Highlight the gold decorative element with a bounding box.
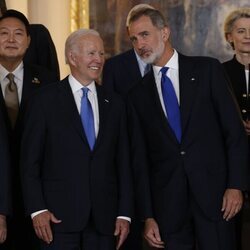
[70,0,89,32]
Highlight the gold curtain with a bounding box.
[70,0,89,32]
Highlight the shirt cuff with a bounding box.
[31,209,48,219]
[117,216,131,223]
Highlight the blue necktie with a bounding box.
[80,88,95,150]
[161,67,182,142]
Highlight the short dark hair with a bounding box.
[126,4,168,30]
[0,9,30,36]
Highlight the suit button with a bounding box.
[180,151,186,155]
[243,94,247,98]
[242,109,247,113]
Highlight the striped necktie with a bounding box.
[5,73,19,128]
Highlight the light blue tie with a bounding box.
[161,67,182,142]
[80,88,95,150]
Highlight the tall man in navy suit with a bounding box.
[20,28,133,250]
[126,4,248,250]
[0,9,58,250]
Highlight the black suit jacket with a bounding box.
[223,56,250,189]
[127,54,248,235]
[102,49,142,98]
[20,77,133,234]
[223,56,249,121]
[0,63,58,216]
[0,108,11,216]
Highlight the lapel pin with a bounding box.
[191,78,195,81]
[104,99,109,103]
[32,77,40,84]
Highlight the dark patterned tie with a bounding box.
[161,67,181,142]
[80,87,95,150]
[5,73,19,128]
[144,64,151,76]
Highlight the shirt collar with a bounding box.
[0,61,24,82]
[153,49,179,76]
[68,74,97,95]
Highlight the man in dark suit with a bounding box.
[103,48,145,98]
[126,4,248,250]
[102,4,155,100]
[20,28,133,250]
[102,6,154,250]
[0,108,11,246]
[0,9,58,250]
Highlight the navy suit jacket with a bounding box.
[0,108,11,216]
[0,63,58,216]
[127,54,248,235]
[20,77,133,234]
[102,49,142,98]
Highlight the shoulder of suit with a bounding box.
[105,49,135,64]
[24,63,59,81]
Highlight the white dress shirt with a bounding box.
[245,69,249,94]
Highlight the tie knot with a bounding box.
[160,67,169,76]
[82,87,89,97]
[7,73,15,82]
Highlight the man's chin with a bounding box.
[142,56,154,64]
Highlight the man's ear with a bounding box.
[162,26,170,41]
[68,52,77,66]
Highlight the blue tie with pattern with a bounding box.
[80,88,95,150]
[160,67,182,142]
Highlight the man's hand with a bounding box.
[144,218,164,248]
[222,188,243,221]
[0,215,7,244]
[32,211,61,244]
[114,218,130,249]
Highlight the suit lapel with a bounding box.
[178,54,198,136]
[58,78,88,145]
[21,65,40,107]
[94,84,109,149]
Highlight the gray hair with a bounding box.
[65,28,100,64]
[126,4,168,29]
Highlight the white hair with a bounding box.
[65,29,100,64]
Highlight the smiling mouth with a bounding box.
[89,66,100,70]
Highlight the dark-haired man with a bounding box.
[127,4,248,250]
[0,9,58,250]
